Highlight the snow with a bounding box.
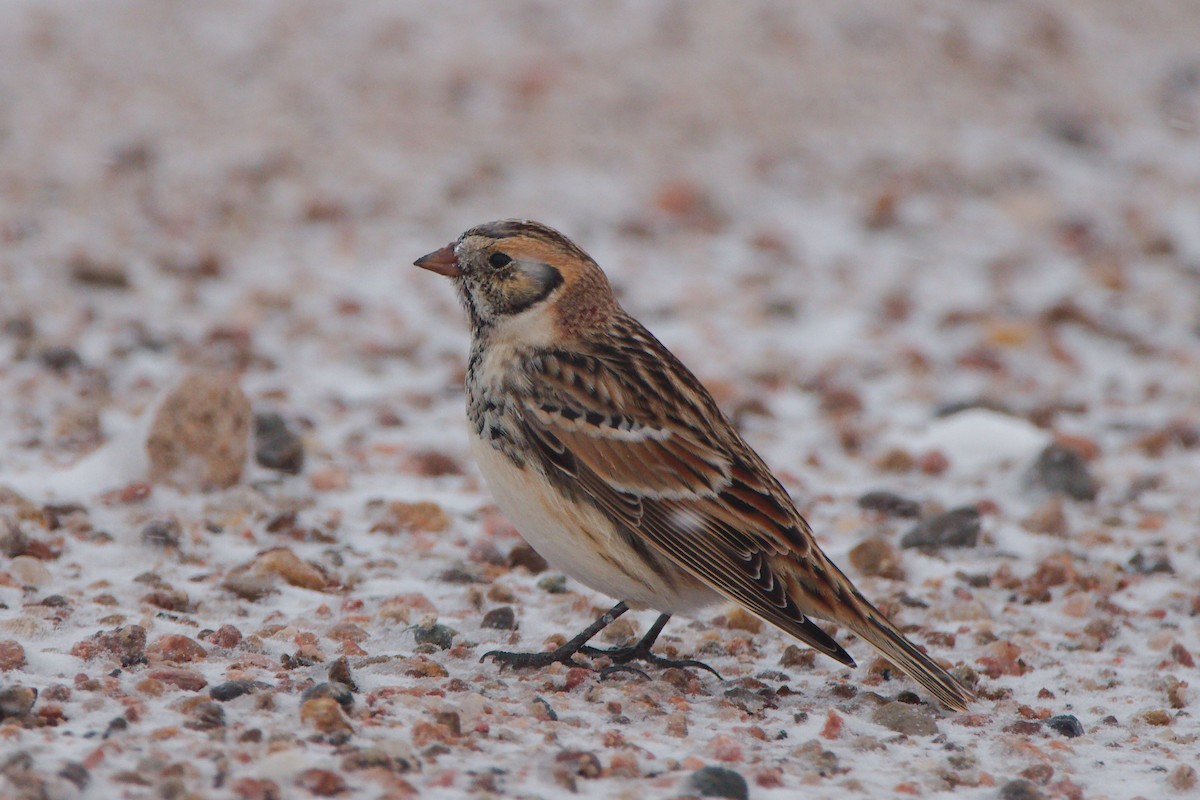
[1,2,1199,799]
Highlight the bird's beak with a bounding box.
[413,244,462,277]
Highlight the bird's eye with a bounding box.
[488,252,512,269]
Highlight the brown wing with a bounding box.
[517,318,855,666]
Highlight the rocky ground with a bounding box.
[1,2,1198,798]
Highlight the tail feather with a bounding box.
[847,608,975,712]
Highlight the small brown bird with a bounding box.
[415,220,973,711]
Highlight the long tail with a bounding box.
[785,551,976,712]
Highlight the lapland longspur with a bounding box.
[415,220,974,711]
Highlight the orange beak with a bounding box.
[413,244,461,277]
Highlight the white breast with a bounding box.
[469,430,718,615]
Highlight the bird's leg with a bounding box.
[581,613,723,680]
[481,601,630,671]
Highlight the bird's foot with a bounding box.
[581,643,724,680]
[480,645,593,672]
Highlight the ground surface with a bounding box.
[0,2,1198,798]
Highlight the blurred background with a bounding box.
[1,5,1199,797]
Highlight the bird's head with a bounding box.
[414,219,617,342]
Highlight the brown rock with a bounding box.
[253,548,329,591]
[300,697,353,734]
[724,607,763,634]
[848,537,905,579]
[145,667,208,692]
[372,501,450,534]
[871,701,939,736]
[207,624,243,649]
[295,769,349,796]
[146,372,252,490]
[1021,498,1068,536]
[71,625,147,667]
[0,640,27,671]
[1170,765,1198,792]
[147,635,207,663]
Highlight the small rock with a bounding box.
[848,537,905,579]
[208,624,243,649]
[302,682,354,710]
[437,563,484,584]
[857,490,921,517]
[147,634,207,663]
[1140,709,1172,726]
[900,507,981,550]
[252,547,329,591]
[1027,443,1097,501]
[779,645,816,669]
[1044,714,1083,738]
[999,778,1046,800]
[140,518,182,548]
[870,701,939,736]
[40,345,83,372]
[295,768,348,797]
[0,641,26,671]
[1170,765,1198,792]
[482,606,517,630]
[210,680,257,702]
[372,501,450,534]
[145,667,207,692]
[1128,550,1174,575]
[58,762,89,791]
[185,701,226,730]
[300,697,353,735]
[1018,764,1054,784]
[1021,498,1068,536]
[254,412,305,474]
[507,543,548,574]
[9,555,51,587]
[328,656,358,691]
[687,765,750,799]
[146,372,252,490]
[71,625,147,667]
[221,573,278,601]
[0,685,37,719]
[412,622,455,650]
[552,750,602,789]
[724,607,763,634]
[538,574,568,594]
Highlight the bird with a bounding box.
[414,219,974,711]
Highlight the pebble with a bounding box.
[999,778,1046,800]
[552,749,602,791]
[9,555,51,587]
[412,622,456,649]
[145,666,208,692]
[302,682,354,710]
[538,574,568,594]
[1027,443,1097,500]
[58,762,89,791]
[0,640,26,671]
[185,701,226,730]
[300,697,353,734]
[253,412,305,474]
[221,573,278,601]
[146,372,253,490]
[71,625,148,667]
[210,680,258,702]
[1044,714,1083,738]
[1021,498,1068,536]
[208,624,243,649]
[0,685,37,719]
[252,548,329,591]
[724,607,763,633]
[870,701,939,736]
[686,765,750,799]
[40,345,83,372]
[848,537,905,579]
[481,606,517,630]
[328,656,358,691]
[373,500,450,534]
[1170,765,1198,791]
[507,543,548,574]
[294,768,349,797]
[140,518,182,548]
[900,507,980,550]
[857,490,921,517]
[147,634,207,663]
